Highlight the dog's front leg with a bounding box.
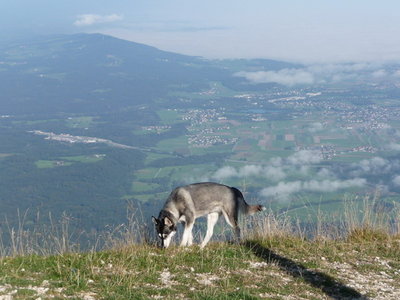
[200,212,219,248]
[180,222,194,246]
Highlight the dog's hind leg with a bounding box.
[200,212,219,248]
[234,226,241,242]
[222,210,241,242]
[187,225,194,246]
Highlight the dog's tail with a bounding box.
[231,187,266,215]
[246,204,266,215]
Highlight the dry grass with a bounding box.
[0,195,399,299]
[1,195,399,257]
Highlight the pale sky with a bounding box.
[1,0,400,63]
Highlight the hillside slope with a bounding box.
[0,34,222,114]
[1,235,399,299]
[0,33,296,115]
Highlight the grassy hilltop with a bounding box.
[0,203,399,300]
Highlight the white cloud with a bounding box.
[287,150,322,165]
[317,168,336,179]
[207,151,400,199]
[387,143,400,151]
[211,150,322,182]
[239,165,264,177]
[270,157,283,167]
[212,166,238,180]
[263,166,287,182]
[303,178,366,193]
[234,69,314,86]
[74,14,123,27]
[260,181,302,199]
[371,69,387,78]
[359,157,388,171]
[234,63,400,86]
[392,175,400,186]
[350,157,393,177]
[211,164,286,182]
[260,178,366,200]
[308,122,324,133]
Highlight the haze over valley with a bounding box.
[1,33,400,237]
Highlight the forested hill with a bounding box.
[0,33,296,114]
[0,33,218,114]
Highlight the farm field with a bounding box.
[122,87,400,220]
[34,155,105,169]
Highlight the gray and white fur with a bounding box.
[152,182,265,248]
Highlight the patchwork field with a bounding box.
[120,100,400,219]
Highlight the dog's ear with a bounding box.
[164,217,173,227]
[152,216,159,224]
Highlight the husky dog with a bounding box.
[152,182,265,248]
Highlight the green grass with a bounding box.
[35,160,73,169]
[157,109,183,124]
[144,153,174,164]
[135,164,215,182]
[61,155,105,163]
[157,136,189,154]
[131,163,216,200]
[135,167,161,180]
[131,181,160,193]
[34,155,104,169]
[319,137,360,148]
[189,144,233,155]
[65,116,97,129]
[13,119,61,126]
[1,235,399,299]
[168,81,236,100]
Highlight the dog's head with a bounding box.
[152,216,176,248]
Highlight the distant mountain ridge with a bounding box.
[0,33,297,115]
[0,33,221,114]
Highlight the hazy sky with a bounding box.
[1,0,400,63]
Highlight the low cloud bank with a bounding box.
[387,143,400,151]
[74,14,123,27]
[287,149,322,165]
[234,63,400,86]
[212,165,286,182]
[260,178,367,200]
[235,69,314,87]
[350,157,400,177]
[200,153,400,201]
[211,150,321,182]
